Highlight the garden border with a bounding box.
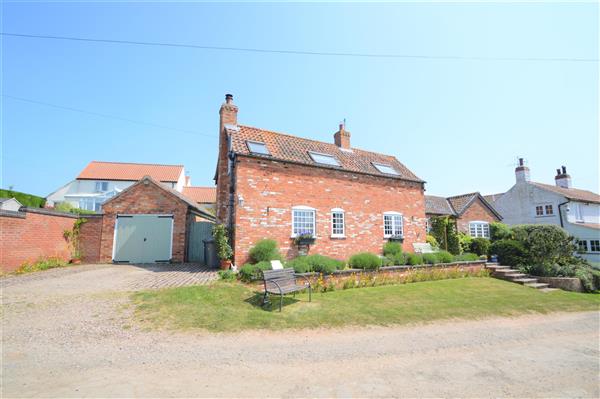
[295,260,486,277]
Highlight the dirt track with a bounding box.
[2,266,599,398]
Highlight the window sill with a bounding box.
[330,235,346,239]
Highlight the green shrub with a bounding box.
[490,239,527,267]
[286,257,311,273]
[383,242,403,256]
[54,202,96,215]
[422,253,439,264]
[436,250,454,263]
[430,216,460,254]
[348,252,382,270]
[238,261,272,282]
[406,253,423,265]
[490,222,513,242]
[511,225,576,267]
[426,234,439,249]
[469,238,490,256]
[212,224,233,261]
[305,254,344,274]
[453,252,479,262]
[217,269,236,281]
[386,252,406,266]
[15,257,67,274]
[248,239,281,263]
[458,232,472,254]
[0,188,45,208]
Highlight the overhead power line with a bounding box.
[2,94,216,138]
[1,32,597,63]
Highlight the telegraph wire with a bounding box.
[2,32,597,63]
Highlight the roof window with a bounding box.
[308,151,340,166]
[246,141,270,155]
[373,163,399,175]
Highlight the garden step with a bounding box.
[524,282,550,289]
[493,269,520,275]
[512,278,539,284]
[486,265,510,271]
[504,273,528,279]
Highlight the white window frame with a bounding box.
[330,208,345,238]
[590,240,600,253]
[469,221,490,238]
[383,211,403,238]
[373,163,399,176]
[308,151,340,166]
[291,205,316,238]
[95,181,109,192]
[574,203,584,222]
[577,240,588,253]
[534,203,554,217]
[246,140,270,155]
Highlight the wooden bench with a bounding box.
[262,268,311,311]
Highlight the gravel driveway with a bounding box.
[2,265,599,398]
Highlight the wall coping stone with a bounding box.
[0,209,26,219]
[22,207,90,219]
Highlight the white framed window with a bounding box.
[577,240,588,253]
[590,240,600,252]
[383,212,403,238]
[95,181,109,192]
[79,198,102,212]
[308,151,340,166]
[291,206,316,237]
[574,203,584,222]
[373,163,399,175]
[469,221,490,238]
[246,140,270,155]
[331,208,345,237]
[535,203,554,217]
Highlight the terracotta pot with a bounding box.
[220,259,232,270]
[70,259,82,265]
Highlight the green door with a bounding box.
[113,214,173,263]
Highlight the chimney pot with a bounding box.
[562,165,567,174]
[519,158,524,166]
[225,94,233,104]
[515,158,530,183]
[556,169,561,176]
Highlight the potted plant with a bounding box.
[294,231,315,246]
[213,224,233,270]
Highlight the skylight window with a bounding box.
[373,163,399,175]
[308,151,340,166]
[246,141,270,155]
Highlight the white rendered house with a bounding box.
[492,160,600,264]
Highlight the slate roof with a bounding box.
[227,125,424,183]
[182,187,216,203]
[77,161,184,183]
[424,195,455,216]
[530,182,600,204]
[483,193,504,204]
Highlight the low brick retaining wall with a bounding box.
[296,260,486,278]
[533,276,584,292]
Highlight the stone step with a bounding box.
[525,282,550,289]
[486,265,510,270]
[493,268,520,275]
[504,273,528,279]
[513,278,539,284]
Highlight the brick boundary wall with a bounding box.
[0,207,79,272]
[79,215,104,263]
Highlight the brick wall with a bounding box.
[0,208,77,272]
[456,198,501,234]
[232,157,426,264]
[79,215,103,263]
[99,179,191,262]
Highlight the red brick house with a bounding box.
[425,192,502,238]
[215,94,427,264]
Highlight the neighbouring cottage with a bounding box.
[46,160,215,213]
[214,94,427,264]
[491,159,600,263]
[425,192,502,238]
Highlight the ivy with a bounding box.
[429,216,460,255]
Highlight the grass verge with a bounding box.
[132,277,599,332]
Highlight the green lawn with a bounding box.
[132,277,599,332]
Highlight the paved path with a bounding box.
[1,266,599,398]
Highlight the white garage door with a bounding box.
[113,214,174,263]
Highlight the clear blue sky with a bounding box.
[2,2,598,198]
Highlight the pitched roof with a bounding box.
[483,193,504,204]
[445,192,503,220]
[102,176,215,220]
[77,161,184,182]
[425,195,456,216]
[227,125,424,183]
[530,182,600,204]
[182,186,216,203]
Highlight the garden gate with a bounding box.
[187,220,214,264]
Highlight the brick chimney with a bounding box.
[515,157,530,183]
[216,94,239,224]
[555,165,572,189]
[334,123,351,149]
